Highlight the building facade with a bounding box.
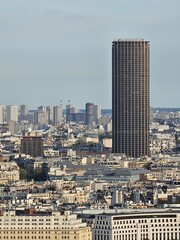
[112,39,150,157]
[86,103,95,125]
[21,137,44,157]
[0,209,92,240]
[93,209,180,240]
[0,104,5,124]
[6,105,19,124]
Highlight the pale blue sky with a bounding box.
[0,0,180,109]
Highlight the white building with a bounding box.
[93,209,180,240]
[0,104,5,124]
[6,105,19,123]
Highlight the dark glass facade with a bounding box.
[112,39,150,157]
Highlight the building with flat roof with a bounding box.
[6,105,19,124]
[21,136,43,157]
[93,208,180,240]
[0,208,92,240]
[112,39,150,157]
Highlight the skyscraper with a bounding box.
[0,105,5,124]
[20,104,28,116]
[53,105,62,125]
[85,102,95,125]
[6,105,19,124]
[112,39,150,158]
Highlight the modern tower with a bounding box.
[0,105,5,124]
[112,39,150,158]
[86,102,95,125]
[6,105,19,124]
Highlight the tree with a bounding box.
[33,167,47,181]
[20,168,28,180]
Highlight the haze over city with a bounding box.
[0,0,180,109]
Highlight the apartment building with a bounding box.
[0,208,92,240]
[0,162,20,183]
[93,209,180,240]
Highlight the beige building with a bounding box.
[0,208,92,240]
[0,162,20,182]
[61,189,88,204]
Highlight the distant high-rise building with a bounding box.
[94,105,101,124]
[0,105,5,124]
[6,105,19,124]
[20,105,28,116]
[66,101,78,122]
[86,103,95,125]
[46,106,54,125]
[34,106,48,125]
[53,105,62,125]
[112,39,150,157]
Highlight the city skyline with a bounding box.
[0,0,180,109]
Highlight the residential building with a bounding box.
[0,162,20,183]
[86,103,95,125]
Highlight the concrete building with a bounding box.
[94,105,101,124]
[0,104,5,124]
[46,105,54,125]
[86,103,95,125]
[8,120,19,134]
[93,209,180,240]
[6,105,19,124]
[112,39,150,158]
[20,104,28,116]
[0,209,92,240]
[0,162,20,183]
[34,106,48,125]
[21,136,44,157]
[53,105,62,125]
[66,101,78,122]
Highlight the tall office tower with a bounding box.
[53,105,62,125]
[20,104,28,116]
[34,106,48,125]
[112,39,150,158]
[19,104,28,121]
[66,101,78,122]
[94,104,101,123]
[46,106,54,124]
[0,105,5,124]
[6,105,19,124]
[86,102,95,125]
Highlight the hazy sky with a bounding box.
[0,0,180,109]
